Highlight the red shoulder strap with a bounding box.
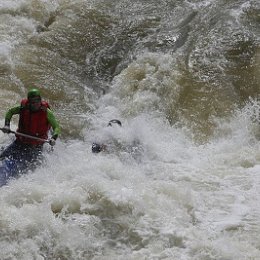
[41,101,50,109]
[21,99,29,107]
[20,99,50,109]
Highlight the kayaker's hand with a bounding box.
[49,138,56,146]
[1,125,10,134]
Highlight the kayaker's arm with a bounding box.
[4,106,21,126]
[47,108,61,140]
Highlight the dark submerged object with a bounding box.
[92,143,102,153]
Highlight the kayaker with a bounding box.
[92,119,122,153]
[0,88,61,164]
[91,119,143,160]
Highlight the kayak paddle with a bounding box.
[0,128,51,144]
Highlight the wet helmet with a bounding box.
[27,88,41,99]
[107,119,122,127]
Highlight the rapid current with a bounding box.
[0,0,259,259]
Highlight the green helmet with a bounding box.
[27,88,41,99]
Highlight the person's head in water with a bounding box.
[27,88,42,112]
[107,119,122,127]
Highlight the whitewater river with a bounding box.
[0,0,259,259]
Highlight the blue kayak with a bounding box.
[0,157,21,186]
[0,140,43,187]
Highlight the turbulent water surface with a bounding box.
[0,0,260,259]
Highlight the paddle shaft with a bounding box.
[0,128,50,144]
